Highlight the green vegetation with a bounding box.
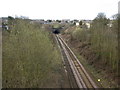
[68,13,118,76]
[3,19,62,88]
[71,26,90,42]
[90,13,118,72]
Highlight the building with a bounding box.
[61,19,70,23]
[75,22,79,26]
[82,20,92,29]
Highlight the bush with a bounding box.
[71,27,90,42]
[90,14,118,72]
[69,13,118,74]
[3,19,62,88]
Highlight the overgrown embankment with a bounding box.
[3,19,63,88]
[62,13,119,88]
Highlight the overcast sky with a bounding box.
[0,0,119,20]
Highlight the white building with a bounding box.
[76,22,79,26]
[86,23,91,29]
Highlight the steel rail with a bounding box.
[56,35,98,89]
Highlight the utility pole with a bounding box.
[118,1,120,88]
[0,17,2,90]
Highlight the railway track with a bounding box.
[55,34,98,89]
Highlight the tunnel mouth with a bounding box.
[53,30,60,34]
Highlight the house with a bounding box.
[75,22,79,26]
[85,23,91,29]
[61,19,70,23]
[82,20,92,29]
[2,17,9,30]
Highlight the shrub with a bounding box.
[90,14,118,72]
[69,13,118,74]
[3,19,62,88]
[71,27,90,42]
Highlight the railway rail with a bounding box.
[55,34,98,89]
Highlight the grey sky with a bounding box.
[0,0,119,20]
